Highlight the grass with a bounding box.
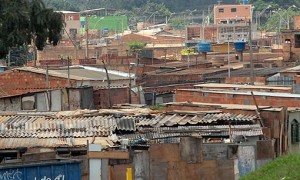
[241,153,300,180]
[80,16,128,32]
[150,104,163,110]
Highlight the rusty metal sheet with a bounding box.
[262,127,271,139]
[257,140,274,160]
[167,161,201,180]
[150,161,168,180]
[273,119,280,138]
[149,143,180,162]
[179,137,202,163]
[112,164,132,180]
[217,160,235,180]
[199,160,218,179]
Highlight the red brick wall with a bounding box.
[142,74,203,87]
[0,70,76,95]
[214,4,252,24]
[294,16,300,30]
[120,34,152,43]
[225,77,266,84]
[294,76,300,84]
[175,89,300,107]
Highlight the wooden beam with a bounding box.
[88,151,129,159]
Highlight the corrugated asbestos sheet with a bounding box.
[0,137,114,149]
[137,113,257,127]
[121,124,263,142]
[0,115,145,138]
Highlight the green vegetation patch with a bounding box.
[241,154,300,180]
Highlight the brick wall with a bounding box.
[37,46,101,63]
[225,77,266,84]
[214,4,252,24]
[175,89,300,107]
[0,70,76,95]
[142,74,203,87]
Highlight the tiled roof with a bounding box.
[137,113,257,127]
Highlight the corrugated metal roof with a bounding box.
[52,68,128,81]
[14,67,94,81]
[194,83,292,91]
[178,89,300,98]
[137,113,257,127]
[13,66,129,81]
[206,68,283,79]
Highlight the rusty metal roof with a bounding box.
[137,113,257,127]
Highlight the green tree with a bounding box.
[126,41,145,52]
[0,0,65,59]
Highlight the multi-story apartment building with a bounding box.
[59,11,81,41]
[213,2,254,43]
[186,1,256,45]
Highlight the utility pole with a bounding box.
[227,37,230,78]
[67,56,70,88]
[126,50,132,104]
[46,64,49,88]
[164,48,167,65]
[85,14,89,59]
[249,20,254,85]
[102,60,112,108]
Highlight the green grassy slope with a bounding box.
[241,154,300,180]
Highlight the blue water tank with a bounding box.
[243,0,248,4]
[196,42,211,52]
[234,42,246,51]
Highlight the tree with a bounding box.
[126,41,145,52]
[0,0,65,60]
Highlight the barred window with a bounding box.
[291,119,299,144]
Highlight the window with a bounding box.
[219,8,224,13]
[231,8,237,12]
[291,119,299,144]
[294,34,300,48]
[69,28,77,35]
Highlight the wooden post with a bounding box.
[251,91,264,127]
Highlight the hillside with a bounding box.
[241,154,300,180]
[43,0,300,12]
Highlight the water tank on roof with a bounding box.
[234,42,246,51]
[196,42,211,52]
[243,0,248,4]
